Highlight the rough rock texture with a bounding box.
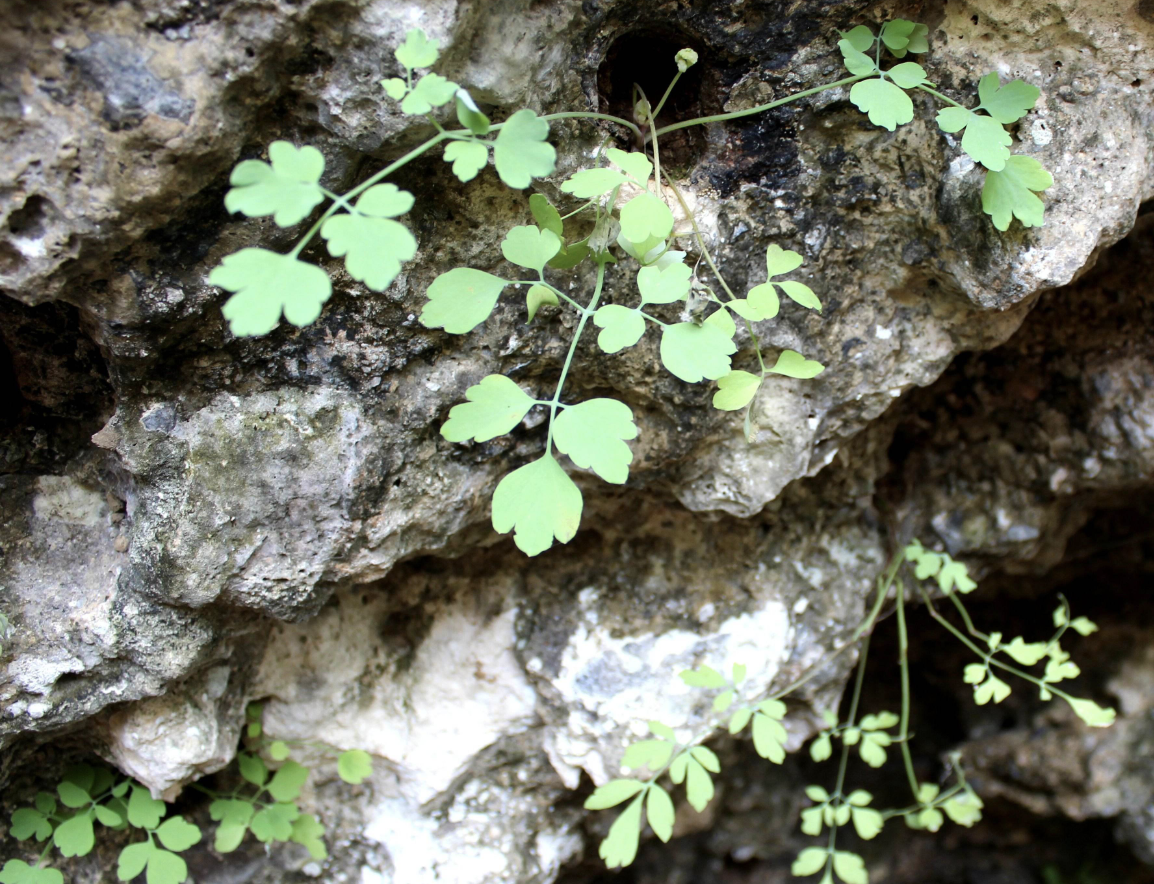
[3,0,1154,882]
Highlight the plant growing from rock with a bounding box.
[585,543,1114,880]
[208,18,1053,556]
[1,705,373,884]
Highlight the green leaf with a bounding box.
[792,847,829,877]
[606,149,653,184]
[381,77,407,100]
[155,817,201,852]
[963,663,986,685]
[779,280,822,312]
[127,787,166,830]
[237,754,268,788]
[224,142,325,227]
[337,749,373,785]
[860,711,899,730]
[599,795,643,869]
[619,193,674,243]
[881,19,916,51]
[637,263,691,305]
[11,808,52,842]
[691,747,721,773]
[685,758,714,812]
[290,813,327,860]
[560,168,626,199]
[246,722,261,739]
[914,550,943,579]
[936,106,972,134]
[955,111,1012,171]
[973,674,1012,705]
[850,78,914,131]
[548,239,590,270]
[1071,616,1098,636]
[851,807,884,840]
[937,558,977,593]
[213,822,248,854]
[54,810,95,857]
[832,850,868,884]
[491,454,583,556]
[732,663,747,684]
[443,141,489,183]
[834,804,851,826]
[977,72,1040,124]
[769,350,824,379]
[400,72,458,115]
[35,793,58,814]
[144,849,187,884]
[1,861,63,884]
[1003,637,1048,666]
[646,785,675,842]
[250,803,299,843]
[553,398,638,484]
[847,790,873,807]
[728,707,753,734]
[62,766,95,793]
[905,23,930,54]
[943,791,984,827]
[493,109,556,189]
[752,713,786,763]
[117,843,154,882]
[95,804,125,827]
[843,727,861,745]
[809,732,832,762]
[660,322,737,383]
[586,779,646,810]
[743,285,780,319]
[526,283,559,321]
[268,741,290,761]
[758,698,787,719]
[211,249,332,337]
[502,225,562,272]
[842,25,875,52]
[859,732,890,768]
[982,155,1053,231]
[622,739,673,772]
[838,39,876,77]
[529,195,564,238]
[679,666,727,688]
[320,193,418,292]
[675,48,699,72]
[916,807,944,832]
[669,752,690,785]
[887,62,928,89]
[420,268,509,334]
[1068,698,1116,728]
[704,305,737,338]
[455,89,491,135]
[807,786,830,804]
[395,29,439,70]
[209,799,255,827]
[801,806,824,836]
[713,369,762,411]
[593,305,646,353]
[649,721,676,740]
[267,761,309,802]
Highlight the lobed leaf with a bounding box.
[752,713,786,763]
[850,78,914,131]
[973,673,1012,705]
[1068,698,1116,728]
[400,72,458,115]
[443,141,489,183]
[290,813,328,860]
[267,761,309,803]
[250,803,299,843]
[155,817,201,852]
[606,149,653,184]
[943,791,984,827]
[769,350,825,379]
[54,810,95,857]
[1,861,64,884]
[619,193,674,244]
[395,29,439,70]
[420,268,509,334]
[679,665,727,688]
[143,848,188,884]
[982,155,1053,231]
[502,225,562,273]
[621,739,674,772]
[832,850,869,884]
[560,168,626,199]
[224,142,325,227]
[977,72,1040,124]
[937,557,977,593]
[320,193,418,291]
[713,370,761,412]
[211,249,333,337]
[493,110,556,189]
[599,796,643,869]
[660,322,737,383]
[744,284,780,319]
[117,843,153,882]
[553,398,639,485]
[792,847,829,877]
[10,808,52,842]
[637,263,691,305]
[338,749,373,785]
[851,807,884,840]
[491,454,583,556]
[1003,637,1047,666]
[593,305,646,353]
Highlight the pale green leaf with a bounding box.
[290,813,327,860]
[649,721,676,740]
[400,72,458,115]
[455,89,491,135]
[669,752,689,785]
[1068,698,1116,728]
[620,193,674,244]
[792,847,829,877]
[529,194,563,237]
[1,860,64,884]
[599,796,643,869]
[57,782,90,809]
[525,284,557,321]
[691,746,721,773]
[847,790,873,807]
[801,806,824,836]
[336,749,373,785]
[842,25,875,52]
[745,283,780,319]
[963,663,986,684]
[973,674,1012,705]
[982,155,1053,231]
[728,707,753,734]
[211,249,332,336]
[54,811,95,857]
[758,698,787,719]
[224,141,325,227]
[127,786,166,830]
[843,727,861,745]
[860,711,899,730]
[606,149,653,184]
[917,807,944,832]
[395,29,438,70]
[685,758,714,811]
[961,112,1012,171]
[381,78,407,100]
[491,454,582,555]
[809,732,832,762]
[834,804,851,826]
[805,785,830,802]
[443,141,489,183]
[637,262,691,305]
[765,243,803,277]
[236,754,268,789]
[268,741,290,761]
[851,807,884,840]
[832,850,869,884]
[914,551,943,579]
[320,198,418,291]
[493,109,556,189]
[622,739,673,772]
[675,48,699,72]
[553,398,638,484]
[943,791,984,827]
[769,349,824,379]
[880,19,916,51]
[732,663,747,684]
[502,225,561,272]
[713,370,761,412]
[859,733,890,768]
[838,39,876,77]
[1071,616,1098,636]
[1003,637,1048,666]
[729,295,770,321]
[560,168,626,199]
[938,558,977,593]
[917,783,940,804]
[213,821,246,853]
[420,268,509,334]
[250,803,299,843]
[144,849,187,884]
[703,305,737,338]
[209,799,255,827]
[779,280,821,311]
[660,322,737,383]
[679,665,727,688]
[936,106,972,134]
[977,72,1040,124]
[887,62,927,89]
[752,713,786,763]
[267,761,309,802]
[155,817,201,852]
[11,808,52,842]
[646,785,675,842]
[117,843,153,882]
[593,304,646,353]
[850,78,914,130]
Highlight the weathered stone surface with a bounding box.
[2,0,1154,882]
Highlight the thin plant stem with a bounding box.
[917,84,967,109]
[546,258,609,451]
[895,579,921,798]
[651,70,684,119]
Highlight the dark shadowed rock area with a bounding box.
[2,0,1154,882]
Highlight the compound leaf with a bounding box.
[420,268,509,334]
[982,155,1053,231]
[560,168,626,199]
[267,761,309,803]
[977,72,1040,124]
[713,370,761,412]
[769,350,825,379]
[685,758,714,812]
[850,78,914,131]
[117,843,153,882]
[54,810,95,857]
[493,109,556,189]
[646,786,675,842]
[224,141,325,227]
[1003,637,1048,666]
[553,398,638,484]
[585,779,646,810]
[211,249,332,337]
[491,454,583,556]
[660,322,737,383]
[155,817,201,852]
[937,558,977,593]
[338,749,374,785]
[290,813,328,860]
[400,72,458,115]
[792,847,829,877]
[395,29,439,70]
[599,796,643,869]
[593,305,646,353]
[501,225,562,272]
[619,193,674,243]
[320,203,418,292]
[974,674,1012,705]
[637,263,691,305]
[443,141,489,183]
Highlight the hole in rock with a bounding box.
[597,28,707,171]
[7,195,50,239]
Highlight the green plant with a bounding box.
[208,19,1053,556]
[0,610,10,656]
[582,542,1114,879]
[1,705,373,884]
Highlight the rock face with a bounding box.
[2,0,1154,882]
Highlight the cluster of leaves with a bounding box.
[836,20,1052,230]
[2,706,374,884]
